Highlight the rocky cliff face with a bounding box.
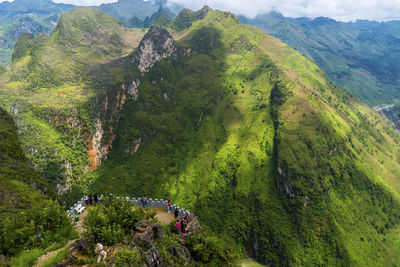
[134,26,175,73]
[88,27,176,168]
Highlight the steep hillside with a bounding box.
[0,0,76,66]
[87,9,400,265]
[240,13,400,106]
[0,107,74,259]
[2,6,400,265]
[0,8,145,191]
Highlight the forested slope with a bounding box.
[1,6,400,265]
[88,9,400,265]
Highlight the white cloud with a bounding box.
[0,0,118,6]
[1,0,400,21]
[52,0,117,6]
[167,0,400,21]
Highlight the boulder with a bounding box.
[144,247,164,267]
[54,255,78,267]
[0,254,7,263]
[69,238,88,253]
[187,217,201,235]
[131,222,164,247]
[134,220,148,232]
[169,244,191,264]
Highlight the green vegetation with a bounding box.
[0,107,77,258]
[83,198,238,266]
[10,242,66,267]
[84,198,157,248]
[41,246,69,267]
[0,65,6,76]
[86,9,400,265]
[2,6,400,265]
[0,7,145,188]
[240,13,400,106]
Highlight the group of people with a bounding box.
[84,193,103,205]
[89,194,193,263]
[175,213,190,234]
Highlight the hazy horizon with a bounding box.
[0,0,400,22]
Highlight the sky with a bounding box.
[1,0,400,21]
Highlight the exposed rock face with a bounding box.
[187,217,201,235]
[144,247,164,267]
[134,26,175,73]
[131,221,163,247]
[128,79,140,100]
[134,220,148,232]
[70,238,88,253]
[0,254,7,263]
[169,244,191,264]
[10,103,18,115]
[88,118,106,169]
[281,181,297,199]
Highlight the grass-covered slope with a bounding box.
[240,13,400,106]
[89,10,400,265]
[0,107,75,257]
[0,7,145,188]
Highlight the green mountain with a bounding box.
[0,107,74,258]
[0,0,76,66]
[0,7,145,192]
[239,12,400,106]
[2,6,400,266]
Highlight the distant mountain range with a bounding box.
[1,0,400,106]
[0,0,76,65]
[240,12,400,105]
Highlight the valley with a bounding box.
[1,2,400,266]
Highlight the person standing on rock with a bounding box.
[89,194,93,205]
[168,200,171,213]
[94,193,98,204]
[85,195,89,205]
[96,241,107,263]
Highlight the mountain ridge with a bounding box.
[1,6,400,265]
[240,12,400,105]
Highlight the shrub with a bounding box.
[0,200,76,256]
[113,248,143,267]
[83,198,156,248]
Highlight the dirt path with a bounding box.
[33,206,174,267]
[33,247,64,267]
[74,209,89,235]
[150,207,175,225]
[33,240,75,267]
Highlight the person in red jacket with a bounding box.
[167,200,171,213]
